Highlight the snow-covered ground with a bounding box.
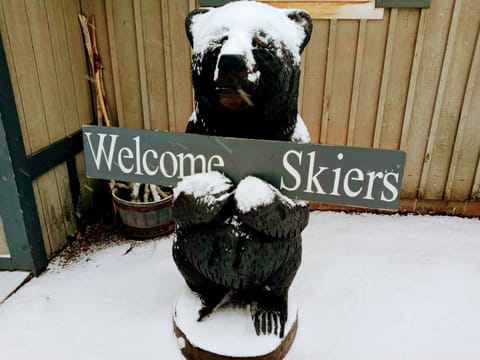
[0,211,479,360]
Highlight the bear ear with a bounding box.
[185,8,211,48]
[285,10,313,54]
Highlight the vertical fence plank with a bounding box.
[160,0,176,131]
[473,158,480,200]
[380,8,419,150]
[417,0,461,198]
[26,0,66,142]
[0,0,31,155]
[320,19,336,144]
[354,11,389,148]
[1,0,49,153]
[141,0,169,130]
[420,0,479,200]
[373,8,396,148]
[133,0,150,129]
[169,1,193,131]
[401,0,454,198]
[347,19,366,146]
[445,27,480,200]
[400,8,429,151]
[105,0,125,127]
[63,0,93,127]
[301,19,329,144]
[327,19,357,145]
[45,0,80,134]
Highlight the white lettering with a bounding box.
[118,147,134,173]
[178,153,207,178]
[142,149,159,176]
[159,151,178,178]
[305,151,327,194]
[344,168,364,198]
[84,132,118,171]
[381,172,399,202]
[331,168,342,196]
[280,150,303,191]
[207,155,225,171]
[364,171,384,200]
[133,136,143,175]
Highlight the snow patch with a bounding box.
[173,286,297,357]
[190,1,306,64]
[235,176,295,213]
[292,114,311,143]
[173,171,232,205]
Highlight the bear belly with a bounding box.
[176,217,292,290]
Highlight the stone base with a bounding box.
[173,287,298,360]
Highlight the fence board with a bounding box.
[374,8,397,148]
[1,0,49,154]
[45,0,80,134]
[422,0,480,200]
[168,0,194,131]
[400,0,454,198]
[418,0,461,199]
[446,28,480,200]
[26,0,67,143]
[141,0,170,131]
[379,8,419,150]
[320,19,336,144]
[353,10,389,148]
[63,0,93,127]
[347,19,366,146]
[400,8,429,151]
[300,19,329,143]
[327,20,357,145]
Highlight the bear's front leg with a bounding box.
[251,240,302,338]
[173,171,234,227]
[234,176,309,239]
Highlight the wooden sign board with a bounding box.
[83,126,406,210]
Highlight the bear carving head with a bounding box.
[185,1,312,141]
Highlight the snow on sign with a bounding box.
[83,125,406,210]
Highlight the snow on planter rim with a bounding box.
[190,1,307,63]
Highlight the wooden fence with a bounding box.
[0,0,479,269]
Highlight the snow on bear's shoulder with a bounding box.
[190,1,306,62]
[291,114,311,143]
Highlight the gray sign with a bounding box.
[83,126,406,210]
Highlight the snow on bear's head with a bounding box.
[186,1,312,111]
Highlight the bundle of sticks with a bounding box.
[79,14,168,204]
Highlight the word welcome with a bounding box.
[83,126,406,210]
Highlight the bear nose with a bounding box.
[217,54,247,74]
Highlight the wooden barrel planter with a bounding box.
[111,186,175,239]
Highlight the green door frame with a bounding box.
[0,30,87,275]
[0,35,48,274]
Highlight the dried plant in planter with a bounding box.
[110,181,172,203]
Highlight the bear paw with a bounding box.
[173,171,234,227]
[234,176,309,238]
[251,302,287,338]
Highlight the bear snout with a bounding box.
[215,54,256,109]
[217,54,247,75]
